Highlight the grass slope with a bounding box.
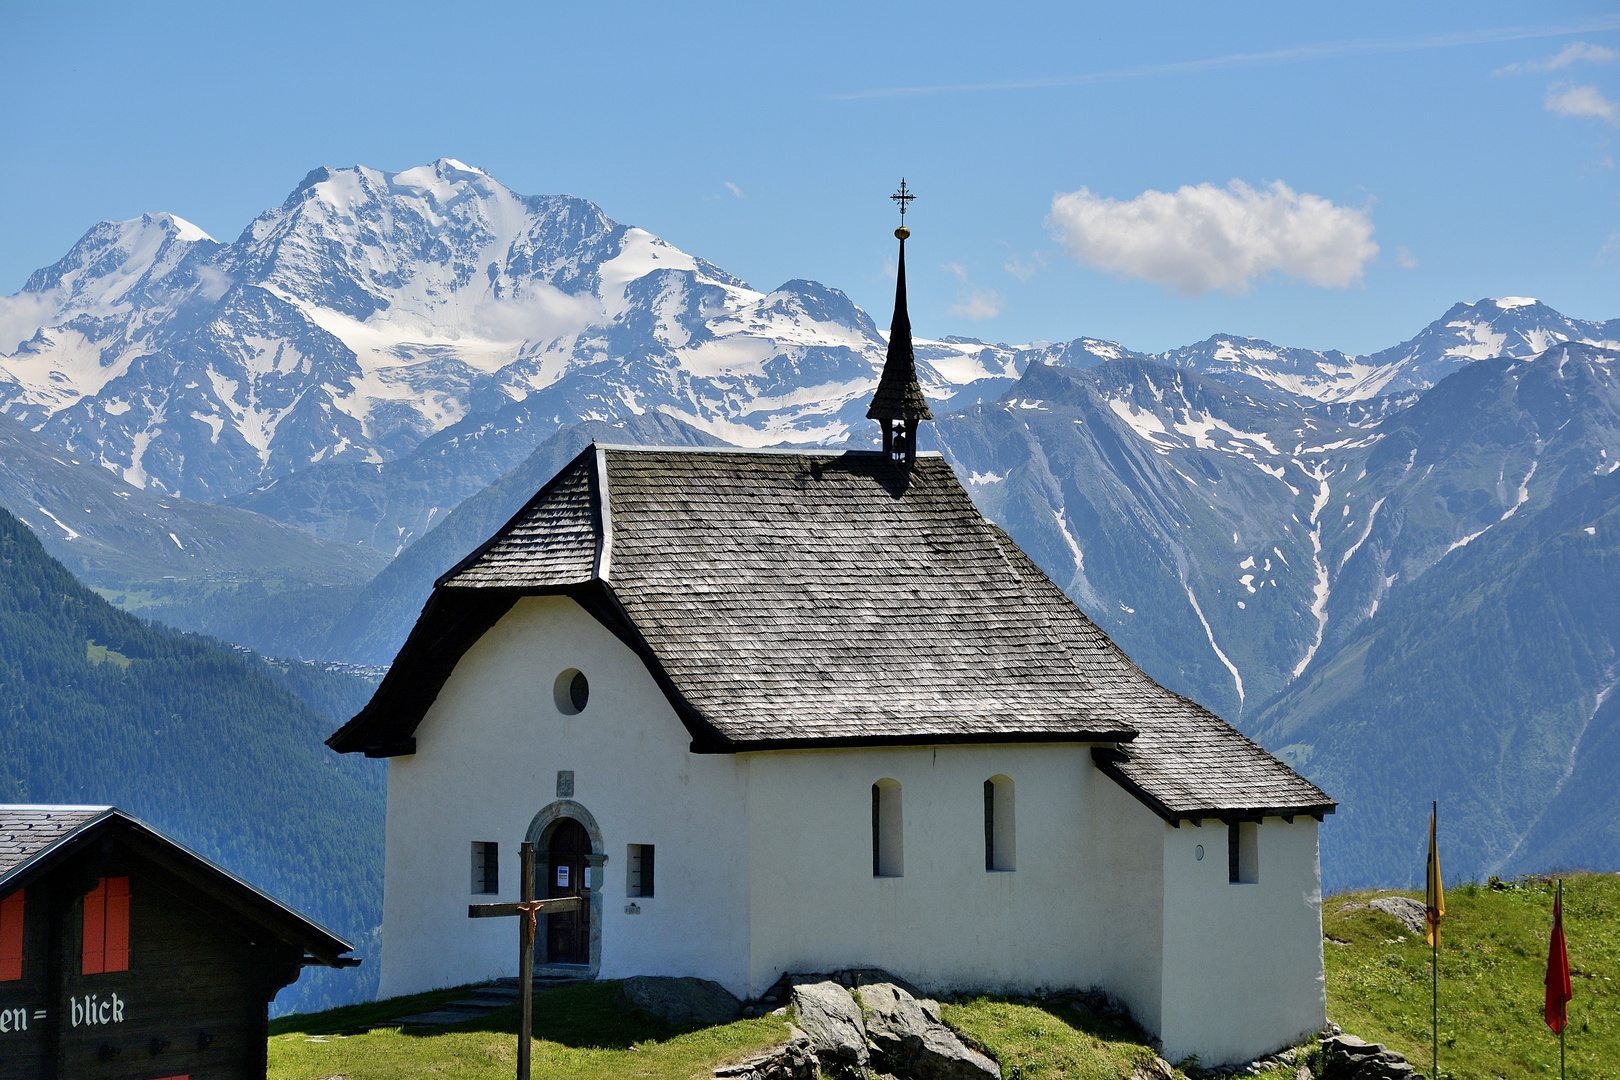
[1324,872,1619,1079]
[268,981,792,1080]
[267,980,1261,1080]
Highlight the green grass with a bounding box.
[268,980,1289,1080]
[941,996,1184,1079]
[269,876,1620,1080]
[267,980,790,1080]
[1323,871,1620,1079]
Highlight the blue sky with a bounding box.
[2,1,1617,354]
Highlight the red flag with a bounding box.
[1545,880,1572,1034]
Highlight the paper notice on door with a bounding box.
[556,866,570,888]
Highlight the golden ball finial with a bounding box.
[895,226,911,240]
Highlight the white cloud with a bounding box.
[942,261,968,281]
[0,292,62,354]
[1546,83,1620,124]
[1048,179,1378,297]
[725,181,745,199]
[1395,246,1419,269]
[1601,232,1620,263]
[1495,41,1619,74]
[948,287,1002,320]
[1003,252,1048,281]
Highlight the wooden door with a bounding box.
[545,819,590,965]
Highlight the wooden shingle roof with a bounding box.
[330,445,1333,819]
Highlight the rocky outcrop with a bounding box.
[764,971,999,1080]
[715,1027,819,1080]
[860,980,1001,1080]
[1367,897,1429,937]
[788,978,871,1069]
[623,975,742,1026]
[1318,1034,1422,1080]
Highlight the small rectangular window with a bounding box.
[81,877,130,975]
[1228,822,1258,884]
[627,844,655,897]
[471,841,499,895]
[0,889,24,981]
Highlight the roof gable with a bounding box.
[0,806,355,965]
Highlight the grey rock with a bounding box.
[1319,1033,1421,1080]
[1128,1056,1175,1080]
[788,977,869,1066]
[623,975,741,1026]
[1368,896,1429,937]
[714,1032,817,1079]
[859,981,1000,1080]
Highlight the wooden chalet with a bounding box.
[0,806,356,1080]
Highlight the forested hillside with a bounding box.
[0,505,383,1013]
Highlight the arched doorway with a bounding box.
[546,818,591,964]
[525,800,606,976]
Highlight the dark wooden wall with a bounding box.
[0,845,305,1080]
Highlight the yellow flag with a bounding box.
[1425,802,1444,947]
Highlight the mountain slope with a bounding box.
[934,343,1620,726]
[0,504,383,1009]
[0,408,388,656]
[1248,465,1620,886]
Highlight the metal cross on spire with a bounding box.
[891,178,915,226]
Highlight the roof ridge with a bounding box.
[594,443,945,458]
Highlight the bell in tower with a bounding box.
[867,179,933,465]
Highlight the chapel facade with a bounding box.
[330,222,1336,1066]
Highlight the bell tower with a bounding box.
[867,179,933,465]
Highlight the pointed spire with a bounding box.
[867,232,933,425]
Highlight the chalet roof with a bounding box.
[0,806,356,966]
[330,445,1333,820]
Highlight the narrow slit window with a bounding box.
[471,841,499,895]
[81,877,130,975]
[627,844,655,897]
[0,889,23,981]
[984,775,1015,871]
[1228,822,1258,884]
[872,779,903,877]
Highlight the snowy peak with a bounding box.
[1361,297,1620,396]
[18,212,217,320]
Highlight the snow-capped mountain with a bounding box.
[3,157,1617,513]
[1154,299,1620,404]
[0,160,1018,500]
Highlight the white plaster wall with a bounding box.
[379,595,752,998]
[1089,774,1165,1033]
[1157,818,1326,1066]
[742,744,1131,1001]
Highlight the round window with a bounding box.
[554,669,589,715]
[1195,844,1205,861]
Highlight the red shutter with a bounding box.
[0,889,23,981]
[81,879,106,975]
[103,877,130,972]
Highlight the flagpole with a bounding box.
[1431,800,1438,1080]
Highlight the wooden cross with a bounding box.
[469,841,584,1080]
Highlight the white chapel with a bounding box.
[329,221,1337,1066]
